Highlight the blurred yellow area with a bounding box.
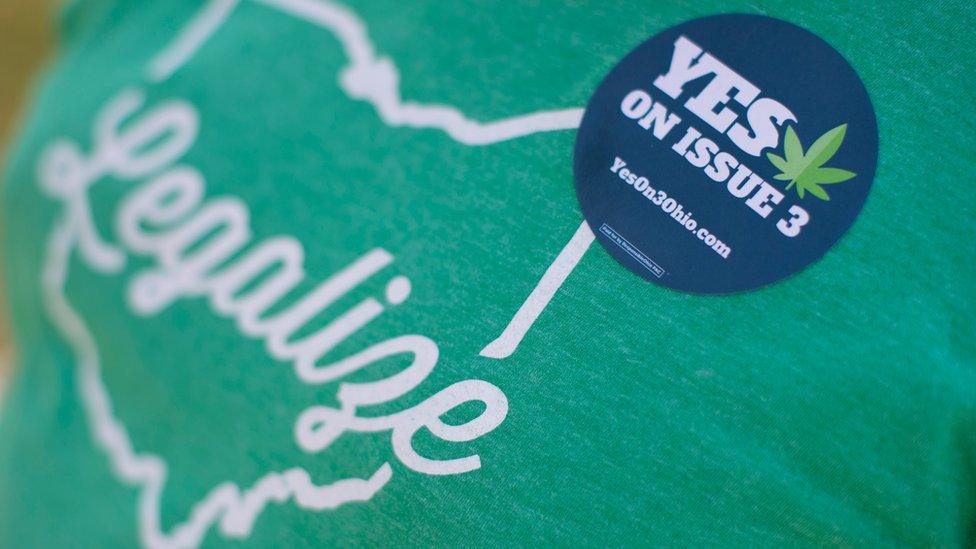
[0,0,53,383]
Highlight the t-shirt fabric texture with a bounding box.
[0,0,974,547]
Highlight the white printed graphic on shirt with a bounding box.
[37,1,593,547]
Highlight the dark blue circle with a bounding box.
[574,14,877,294]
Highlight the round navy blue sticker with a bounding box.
[574,14,877,294]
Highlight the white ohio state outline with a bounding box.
[39,1,594,547]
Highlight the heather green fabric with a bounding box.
[1,0,974,547]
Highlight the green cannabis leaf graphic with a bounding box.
[766,124,856,201]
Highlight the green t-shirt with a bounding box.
[1,0,974,546]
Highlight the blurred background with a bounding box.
[0,0,54,385]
